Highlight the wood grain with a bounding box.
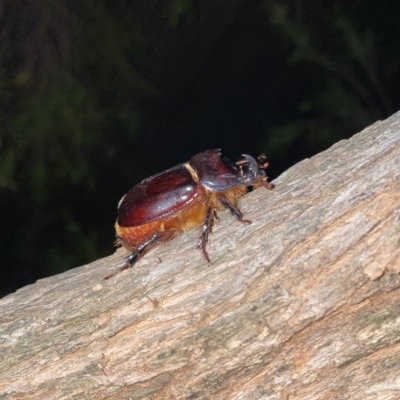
[1,112,400,399]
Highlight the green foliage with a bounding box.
[0,0,155,284]
[263,0,398,159]
[1,0,399,295]
[2,82,99,195]
[164,0,197,27]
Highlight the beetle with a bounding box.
[105,149,274,279]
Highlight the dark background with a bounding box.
[1,0,399,297]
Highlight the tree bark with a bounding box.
[1,112,400,400]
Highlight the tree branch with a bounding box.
[1,112,400,399]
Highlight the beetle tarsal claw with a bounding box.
[196,237,211,262]
[263,181,275,190]
[104,262,131,280]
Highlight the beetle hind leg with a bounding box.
[105,230,178,280]
[218,195,251,224]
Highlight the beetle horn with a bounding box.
[241,154,261,175]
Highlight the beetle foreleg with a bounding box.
[218,195,251,224]
[197,206,216,263]
[261,180,275,190]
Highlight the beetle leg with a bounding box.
[213,209,219,222]
[262,181,275,190]
[105,230,177,280]
[197,206,216,263]
[218,195,252,224]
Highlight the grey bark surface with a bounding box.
[1,112,400,400]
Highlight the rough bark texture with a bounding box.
[1,112,400,400]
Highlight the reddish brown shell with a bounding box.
[189,149,241,192]
[117,165,200,227]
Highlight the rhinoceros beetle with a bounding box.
[105,149,274,279]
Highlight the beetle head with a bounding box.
[236,154,269,186]
[189,149,273,192]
